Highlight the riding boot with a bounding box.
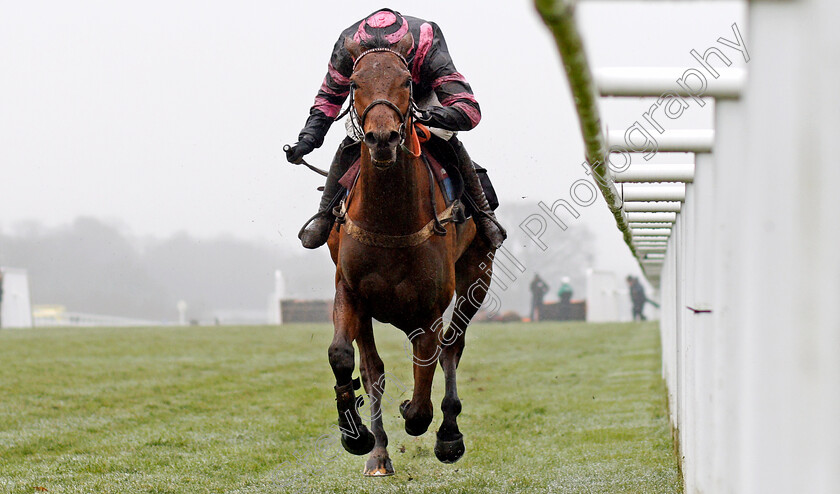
[299,138,356,249]
[449,137,507,249]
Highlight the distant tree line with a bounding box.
[0,208,595,321]
[0,217,334,321]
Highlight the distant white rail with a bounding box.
[623,201,682,213]
[627,212,676,223]
[628,222,672,228]
[632,228,673,236]
[34,311,162,328]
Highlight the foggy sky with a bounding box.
[1,1,744,288]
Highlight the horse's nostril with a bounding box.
[365,130,399,149]
[388,131,401,146]
[364,132,378,148]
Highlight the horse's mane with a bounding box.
[362,32,390,51]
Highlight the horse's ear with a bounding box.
[393,31,414,59]
[344,36,363,60]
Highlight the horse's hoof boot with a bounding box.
[434,433,465,464]
[340,425,376,456]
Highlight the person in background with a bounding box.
[627,275,647,321]
[557,276,573,304]
[557,276,573,319]
[529,274,549,322]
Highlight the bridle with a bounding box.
[335,47,419,146]
[329,48,461,247]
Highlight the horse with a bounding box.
[323,31,496,477]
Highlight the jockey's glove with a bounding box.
[285,135,316,163]
[415,109,435,125]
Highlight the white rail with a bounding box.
[534,0,639,260]
[621,183,686,202]
[33,311,162,328]
[594,67,747,98]
[626,212,676,222]
[623,201,682,212]
[632,228,673,236]
[608,129,715,153]
[613,163,695,183]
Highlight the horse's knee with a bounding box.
[440,342,464,364]
[328,341,354,379]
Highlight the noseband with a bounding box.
[336,47,416,145]
[360,98,408,143]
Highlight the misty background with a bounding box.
[0,210,593,322]
[0,1,743,322]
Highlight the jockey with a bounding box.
[286,8,507,249]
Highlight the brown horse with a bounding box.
[324,32,496,476]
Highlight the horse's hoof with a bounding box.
[363,454,395,477]
[340,425,376,456]
[400,400,431,436]
[434,433,465,464]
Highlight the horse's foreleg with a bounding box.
[400,325,440,437]
[330,280,375,456]
[356,321,394,476]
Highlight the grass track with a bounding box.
[0,322,681,493]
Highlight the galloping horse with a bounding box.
[325,32,496,476]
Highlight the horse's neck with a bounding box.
[352,152,431,235]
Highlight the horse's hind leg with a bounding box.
[329,280,375,456]
[435,242,494,463]
[356,322,394,476]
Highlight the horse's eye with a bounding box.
[350,81,358,90]
[404,80,411,88]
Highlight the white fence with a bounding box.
[538,0,840,492]
[0,268,33,328]
[33,309,161,328]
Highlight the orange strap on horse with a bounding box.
[403,121,431,158]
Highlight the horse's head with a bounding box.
[345,33,415,169]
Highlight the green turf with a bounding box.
[0,321,681,493]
